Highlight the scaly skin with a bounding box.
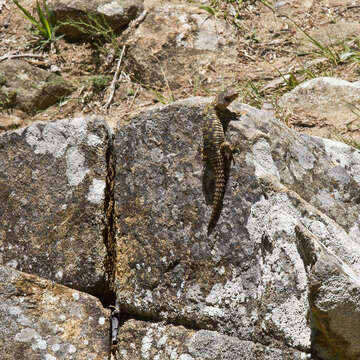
[203,89,238,234]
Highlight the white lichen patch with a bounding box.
[55,270,63,280]
[158,334,168,347]
[247,192,311,348]
[69,305,82,321]
[247,192,299,242]
[14,327,39,342]
[322,137,360,184]
[67,344,77,353]
[165,345,178,359]
[51,343,60,352]
[87,179,106,204]
[186,284,205,303]
[198,275,252,328]
[24,117,107,190]
[248,138,280,180]
[66,146,89,186]
[258,233,309,348]
[5,259,18,268]
[34,339,48,352]
[72,292,80,301]
[205,278,246,306]
[97,0,124,16]
[45,354,57,360]
[265,241,307,291]
[98,316,105,325]
[25,122,68,158]
[67,117,88,142]
[141,328,154,359]
[145,290,153,304]
[200,304,226,320]
[328,165,351,185]
[17,314,32,326]
[270,295,311,349]
[9,305,21,316]
[292,141,315,170]
[14,327,47,350]
[315,189,336,210]
[87,134,102,147]
[179,355,194,360]
[150,147,164,162]
[349,219,360,244]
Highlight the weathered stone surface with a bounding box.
[0,112,23,131]
[0,116,112,296]
[0,59,74,115]
[274,0,314,14]
[296,224,360,360]
[0,264,110,360]
[112,96,360,358]
[48,0,143,40]
[115,319,307,359]
[297,20,360,50]
[279,77,360,142]
[122,2,238,90]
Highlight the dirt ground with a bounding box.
[0,0,359,144]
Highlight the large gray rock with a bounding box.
[0,116,112,297]
[279,77,360,142]
[0,264,110,360]
[48,0,144,40]
[116,319,307,359]
[112,96,360,358]
[296,223,360,360]
[122,3,238,90]
[0,59,74,115]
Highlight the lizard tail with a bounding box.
[207,154,226,235]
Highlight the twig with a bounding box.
[104,45,126,111]
[128,10,147,30]
[0,52,45,62]
[128,86,139,110]
[121,10,148,38]
[160,64,175,102]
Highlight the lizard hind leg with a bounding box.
[220,141,236,164]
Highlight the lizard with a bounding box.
[202,89,239,234]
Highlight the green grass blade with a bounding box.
[36,1,51,38]
[199,5,216,16]
[12,0,42,31]
[43,0,57,38]
[43,0,56,27]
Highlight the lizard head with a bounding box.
[214,89,239,110]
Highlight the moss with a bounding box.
[45,76,75,95]
[36,75,75,110]
[91,75,110,93]
[0,74,6,86]
[0,89,17,108]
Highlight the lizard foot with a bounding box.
[220,141,237,164]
